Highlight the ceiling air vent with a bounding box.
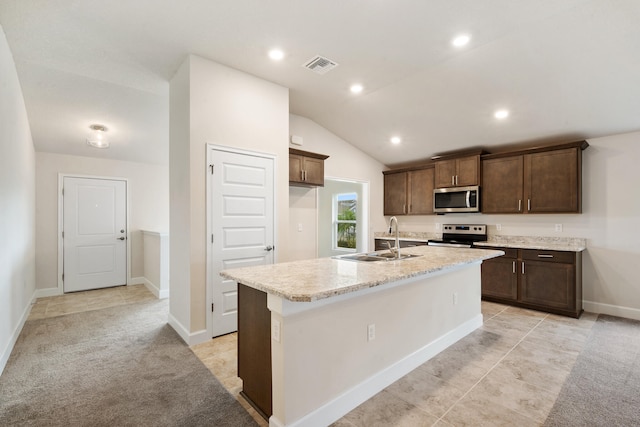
[303,55,339,75]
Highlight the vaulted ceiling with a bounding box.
[1,0,639,166]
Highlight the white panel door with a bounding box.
[63,177,127,292]
[210,148,274,337]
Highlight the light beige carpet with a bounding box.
[544,314,640,426]
[0,299,257,427]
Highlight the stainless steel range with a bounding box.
[427,224,487,248]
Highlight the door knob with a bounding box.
[118,237,126,240]
[265,245,274,251]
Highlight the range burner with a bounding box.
[428,224,487,248]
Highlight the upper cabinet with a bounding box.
[481,141,587,214]
[383,166,434,215]
[289,148,329,187]
[434,154,480,188]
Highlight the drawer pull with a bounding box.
[512,261,516,274]
[522,262,525,274]
[537,254,554,258]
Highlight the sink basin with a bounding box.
[334,251,422,263]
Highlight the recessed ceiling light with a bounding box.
[494,109,510,119]
[452,34,471,47]
[390,136,402,145]
[268,49,285,61]
[350,84,364,94]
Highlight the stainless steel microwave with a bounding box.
[433,186,480,213]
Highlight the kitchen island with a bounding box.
[220,245,503,427]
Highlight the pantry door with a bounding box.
[62,177,127,292]
[208,146,275,338]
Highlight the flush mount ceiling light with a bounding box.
[494,109,510,119]
[350,84,364,94]
[268,49,285,61]
[390,136,402,145]
[86,124,109,148]
[452,34,471,47]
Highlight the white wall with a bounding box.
[288,114,387,258]
[0,25,36,373]
[390,132,640,318]
[35,152,169,291]
[169,55,289,340]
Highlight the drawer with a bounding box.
[521,249,575,264]
[400,240,428,248]
[474,245,518,258]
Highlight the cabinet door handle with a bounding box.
[512,261,516,274]
[455,175,459,186]
[522,261,525,274]
[528,199,531,211]
[538,254,554,258]
[301,170,304,181]
[451,176,455,186]
[518,199,522,212]
[403,204,406,214]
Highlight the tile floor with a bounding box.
[27,284,156,320]
[30,288,596,426]
[193,301,598,427]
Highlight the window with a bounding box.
[335,193,357,250]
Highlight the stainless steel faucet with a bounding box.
[388,216,400,259]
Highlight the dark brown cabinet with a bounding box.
[481,247,582,317]
[238,284,272,419]
[481,248,518,300]
[383,166,434,215]
[374,238,428,250]
[434,155,480,188]
[289,148,329,187]
[482,156,524,213]
[481,142,586,214]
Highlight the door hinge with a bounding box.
[209,164,214,174]
[211,234,214,244]
[62,231,64,238]
[211,303,214,312]
[61,188,64,196]
[62,273,64,281]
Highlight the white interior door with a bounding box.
[209,148,275,337]
[63,177,127,293]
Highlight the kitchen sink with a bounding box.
[334,251,422,263]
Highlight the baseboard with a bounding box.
[269,314,483,427]
[0,292,37,375]
[129,276,145,285]
[168,313,210,346]
[34,287,63,298]
[143,278,169,299]
[583,300,640,321]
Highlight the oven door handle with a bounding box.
[465,191,471,208]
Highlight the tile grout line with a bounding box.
[435,311,549,424]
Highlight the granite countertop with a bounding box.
[220,246,504,302]
[476,236,587,252]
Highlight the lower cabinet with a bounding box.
[374,239,428,251]
[481,248,582,318]
[237,283,272,419]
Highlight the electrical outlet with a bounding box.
[453,292,459,305]
[367,324,376,341]
[555,224,563,232]
[435,223,441,231]
[272,319,281,342]
[496,224,502,231]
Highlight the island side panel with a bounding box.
[237,283,272,419]
[270,263,482,426]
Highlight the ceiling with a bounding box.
[1,0,639,166]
